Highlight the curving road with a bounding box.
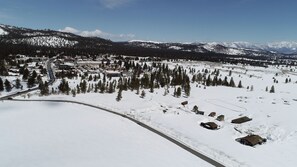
[4,98,225,167]
[1,57,225,167]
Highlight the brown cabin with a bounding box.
[208,112,216,117]
[181,101,188,106]
[200,122,219,130]
[236,135,267,147]
[216,115,225,121]
[231,116,252,124]
[196,111,204,115]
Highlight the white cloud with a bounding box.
[59,27,80,34]
[59,27,135,41]
[100,0,133,9]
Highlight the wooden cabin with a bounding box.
[231,116,252,124]
[200,122,219,130]
[216,115,225,121]
[236,135,266,147]
[208,112,216,117]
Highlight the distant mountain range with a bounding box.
[1,24,296,59]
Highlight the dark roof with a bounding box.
[237,135,266,146]
[216,115,225,121]
[181,101,188,105]
[200,122,218,130]
[208,112,216,117]
[231,116,252,124]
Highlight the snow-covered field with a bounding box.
[0,101,209,167]
[1,60,295,166]
[18,60,297,167]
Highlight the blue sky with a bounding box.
[0,0,296,42]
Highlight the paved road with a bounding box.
[1,56,225,166]
[0,57,55,100]
[4,98,225,167]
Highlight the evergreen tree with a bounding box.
[116,88,123,102]
[270,85,275,93]
[176,87,182,97]
[206,75,212,86]
[238,80,243,88]
[140,90,146,98]
[76,85,81,94]
[15,78,21,89]
[0,77,4,91]
[229,77,235,87]
[27,76,36,88]
[88,75,93,81]
[22,68,30,80]
[265,86,268,92]
[192,105,199,113]
[71,89,76,97]
[4,79,12,92]
[223,76,229,86]
[81,80,87,93]
[100,83,105,93]
[184,83,191,97]
[108,81,114,93]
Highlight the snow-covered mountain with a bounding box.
[219,41,297,54]
[1,24,295,58]
[0,24,111,48]
[127,40,278,57]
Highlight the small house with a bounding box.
[236,135,266,147]
[231,116,252,124]
[181,101,188,106]
[208,112,216,117]
[200,122,219,130]
[196,111,204,115]
[216,115,225,121]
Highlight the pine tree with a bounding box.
[265,86,268,92]
[229,77,235,87]
[22,68,30,80]
[206,75,212,86]
[72,89,76,97]
[184,83,191,97]
[81,80,87,93]
[270,85,275,93]
[238,80,243,88]
[4,79,12,92]
[0,77,4,91]
[140,90,146,98]
[15,78,21,89]
[223,76,229,86]
[176,87,182,97]
[116,88,123,102]
[88,75,93,81]
[76,85,81,94]
[192,105,199,113]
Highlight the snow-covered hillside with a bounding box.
[221,41,297,54]
[0,26,8,36]
[11,36,78,47]
[0,101,209,167]
[0,24,111,48]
